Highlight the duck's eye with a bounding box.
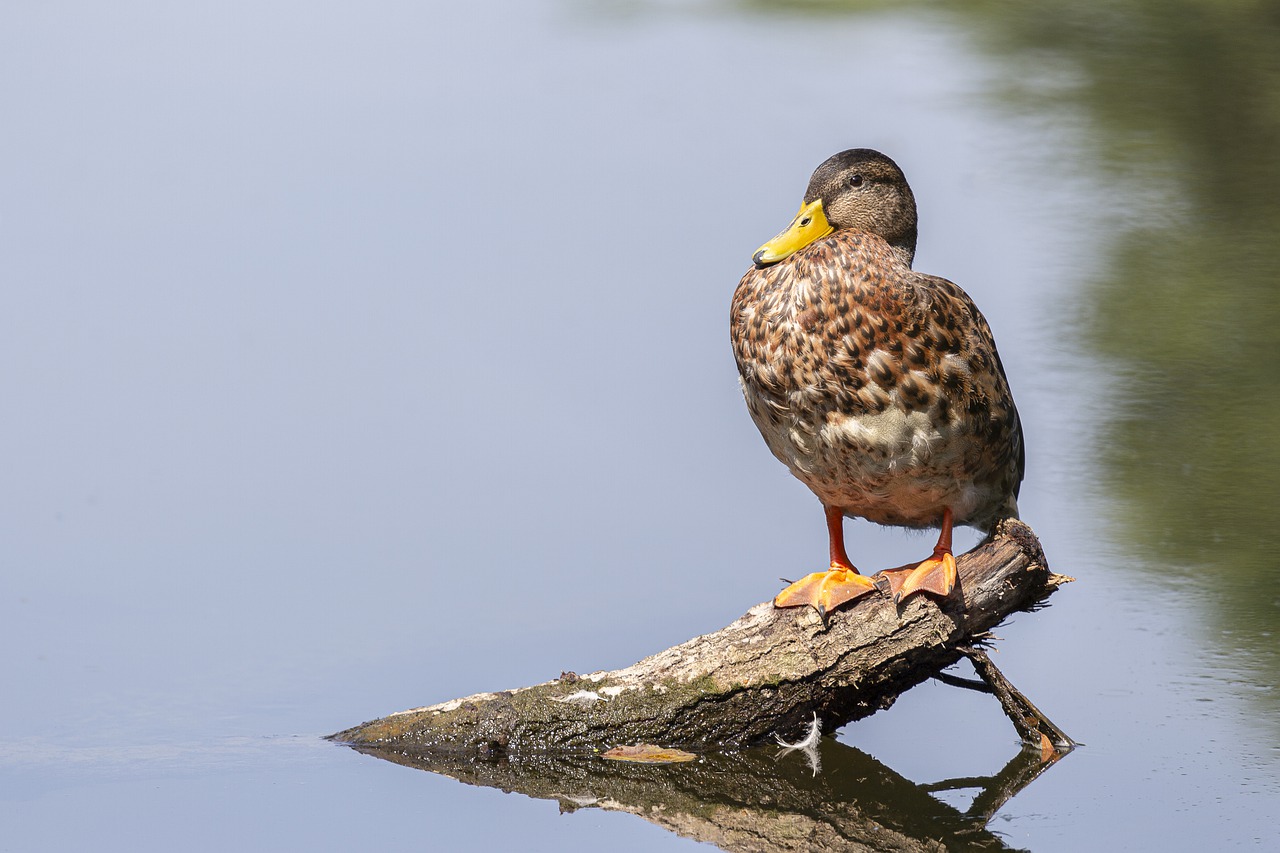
[848,174,864,188]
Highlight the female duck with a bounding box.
[730,148,1024,617]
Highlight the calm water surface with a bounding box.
[3,1,1278,850]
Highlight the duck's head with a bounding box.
[752,148,918,269]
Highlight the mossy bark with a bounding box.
[331,519,1065,755]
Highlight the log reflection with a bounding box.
[347,736,1063,852]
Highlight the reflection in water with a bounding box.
[352,737,1060,852]
[1068,5,1280,679]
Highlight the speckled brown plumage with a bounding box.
[731,150,1023,547]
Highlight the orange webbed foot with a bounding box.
[774,563,879,617]
[877,547,958,603]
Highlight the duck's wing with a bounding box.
[914,273,1026,501]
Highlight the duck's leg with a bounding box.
[878,507,958,602]
[774,505,878,616]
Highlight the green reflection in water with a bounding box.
[1059,4,1280,693]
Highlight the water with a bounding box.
[3,1,1278,849]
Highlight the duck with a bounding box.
[729,148,1024,618]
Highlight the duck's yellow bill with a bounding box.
[752,199,832,267]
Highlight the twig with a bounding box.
[960,647,1076,752]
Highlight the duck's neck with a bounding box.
[880,218,917,268]
[889,237,916,269]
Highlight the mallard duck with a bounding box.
[730,149,1023,617]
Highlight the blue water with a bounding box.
[3,2,1277,850]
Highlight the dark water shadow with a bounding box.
[347,737,1062,852]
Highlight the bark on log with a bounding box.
[331,519,1065,755]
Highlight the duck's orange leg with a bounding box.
[878,507,958,602]
[774,505,878,616]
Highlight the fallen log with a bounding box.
[331,519,1068,755]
